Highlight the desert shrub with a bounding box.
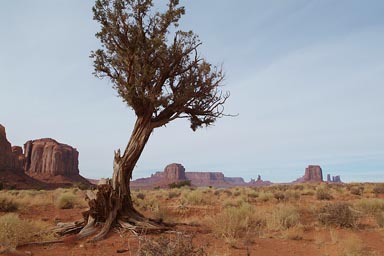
[183,190,213,205]
[293,184,304,191]
[138,233,205,256]
[233,191,241,197]
[0,214,53,250]
[285,190,301,201]
[168,191,180,199]
[0,196,18,212]
[258,191,273,202]
[355,198,384,215]
[375,213,384,228]
[274,192,286,201]
[136,192,146,200]
[168,180,191,189]
[73,182,91,190]
[209,203,264,244]
[349,186,364,196]
[56,193,76,209]
[372,184,384,194]
[316,187,333,200]
[222,190,232,197]
[318,202,359,228]
[301,188,315,196]
[282,225,304,240]
[246,190,259,199]
[151,206,172,223]
[266,204,300,231]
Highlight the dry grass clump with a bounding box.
[349,186,364,196]
[183,190,213,205]
[0,213,53,251]
[354,198,384,215]
[0,190,52,210]
[317,202,359,228]
[266,204,300,231]
[258,191,274,202]
[372,184,384,194]
[137,233,206,256]
[316,186,333,200]
[0,196,18,212]
[208,203,264,244]
[55,192,77,209]
[340,234,376,256]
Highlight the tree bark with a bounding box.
[79,114,164,241]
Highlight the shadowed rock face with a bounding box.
[303,165,323,182]
[24,138,79,176]
[294,165,323,183]
[164,163,186,180]
[0,124,24,171]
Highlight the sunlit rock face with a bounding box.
[24,138,79,176]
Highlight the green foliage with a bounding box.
[92,0,228,131]
[318,202,359,228]
[168,180,191,189]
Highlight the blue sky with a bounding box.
[1,0,383,182]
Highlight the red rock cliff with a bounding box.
[24,138,79,176]
[0,124,24,171]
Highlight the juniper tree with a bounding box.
[79,0,229,240]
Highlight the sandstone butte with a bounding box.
[294,165,342,183]
[0,124,89,189]
[1,124,342,189]
[131,163,272,188]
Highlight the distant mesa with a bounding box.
[326,174,342,183]
[0,124,90,189]
[294,165,342,183]
[131,163,272,188]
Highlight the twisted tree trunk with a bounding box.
[78,114,166,241]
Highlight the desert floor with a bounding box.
[1,183,384,255]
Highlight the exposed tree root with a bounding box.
[55,184,170,241]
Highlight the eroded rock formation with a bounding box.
[131,163,272,188]
[303,165,323,182]
[0,124,24,171]
[24,138,79,176]
[164,163,186,180]
[294,165,323,183]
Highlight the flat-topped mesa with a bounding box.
[303,165,323,182]
[0,124,24,172]
[24,138,79,176]
[186,172,226,186]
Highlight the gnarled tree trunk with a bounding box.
[78,115,165,241]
